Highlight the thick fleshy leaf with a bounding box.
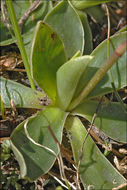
[0,77,46,109]
[73,32,127,100]
[0,1,34,43]
[72,100,127,143]
[56,56,93,110]
[71,50,82,60]
[11,107,68,181]
[45,0,84,59]
[66,116,126,189]
[0,36,17,46]
[71,0,115,9]
[31,21,66,102]
[19,1,53,59]
[0,18,12,44]
[84,5,105,24]
[118,25,127,33]
[0,1,52,59]
[78,11,93,54]
[13,1,52,34]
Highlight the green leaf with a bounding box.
[11,107,68,181]
[0,17,12,44]
[117,25,127,33]
[0,77,46,109]
[0,1,30,45]
[66,116,126,189]
[0,36,16,46]
[0,1,52,59]
[78,11,93,54]
[70,50,81,60]
[45,0,84,59]
[84,5,105,24]
[17,1,52,59]
[72,100,127,143]
[0,31,32,47]
[56,56,93,110]
[71,0,115,9]
[74,32,127,100]
[31,21,66,103]
[13,1,52,34]
[0,94,5,119]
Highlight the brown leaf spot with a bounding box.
[51,32,55,42]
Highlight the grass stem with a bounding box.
[69,40,127,110]
[6,0,36,90]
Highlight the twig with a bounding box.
[49,171,77,190]
[47,125,74,164]
[24,119,69,186]
[2,68,26,72]
[24,119,57,157]
[24,118,72,189]
[24,120,72,186]
[89,130,125,159]
[80,97,103,158]
[1,0,12,31]
[49,172,68,189]
[47,125,73,189]
[1,0,42,34]
[18,0,42,32]
[10,99,17,118]
[76,96,104,190]
[105,4,110,41]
